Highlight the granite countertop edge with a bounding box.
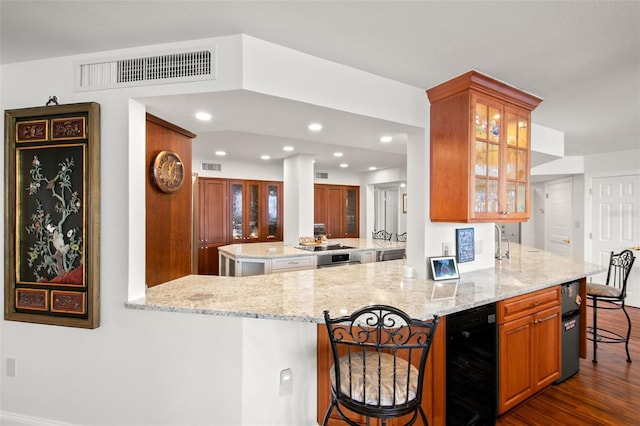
[126,243,604,323]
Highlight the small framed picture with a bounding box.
[456,227,475,263]
[429,256,460,281]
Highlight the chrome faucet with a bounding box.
[495,224,511,260]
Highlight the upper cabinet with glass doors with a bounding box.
[230,180,282,242]
[427,71,542,223]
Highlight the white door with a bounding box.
[591,174,640,307]
[545,178,573,257]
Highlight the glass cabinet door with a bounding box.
[231,182,244,240]
[473,99,501,215]
[246,182,259,240]
[506,108,529,214]
[344,187,358,236]
[265,183,280,240]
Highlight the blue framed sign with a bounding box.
[456,227,475,263]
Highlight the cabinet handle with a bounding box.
[288,261,299,265]
[532,300,542,307]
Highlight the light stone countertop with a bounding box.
[126,243,603,322]
[217,238,405,259]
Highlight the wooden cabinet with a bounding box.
[314,184,359,238]
[230,180,283,242]
[497,286,561,414]
[427,71,542,223]
[197,178,282,275]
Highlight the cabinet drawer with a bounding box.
[271,256,315,272]
[498,286,560,324]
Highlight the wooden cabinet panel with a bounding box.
[498,315,535,413]
[534,305,562,389]
[427,71,542,223]
[198,178,228,245]
[498,286,561,414]
[145,114,195,287]
[314,184,359,238]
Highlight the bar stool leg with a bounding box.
[622,303,632,363]
[592,298,598,364]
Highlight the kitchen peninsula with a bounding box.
[126,244,601,425]
[217,238,406,276]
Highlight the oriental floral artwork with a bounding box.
[5,102,100,328]
[20,149,84,285]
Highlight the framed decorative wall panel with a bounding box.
[4,102,100,328]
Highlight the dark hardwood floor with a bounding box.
[496,305,640,426]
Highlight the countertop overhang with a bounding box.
[126,244,603,322]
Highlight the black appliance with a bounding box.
[298,243,356,252]
[555,280,581,383]
[446,303,497,426]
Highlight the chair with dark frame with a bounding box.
[322,305,440,426]
[372,230,393,241]
[396,232,407,242]
[587,249,636,363]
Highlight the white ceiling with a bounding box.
[2,1,639,174]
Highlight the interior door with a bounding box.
[591,174,640,307]
[545,178,573,257]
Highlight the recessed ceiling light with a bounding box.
[380,136,393,143]
[196,112,212,121]
[308,123,323,132]
[215,150,226,156]
[400,183,406,188]
[261,155,271,160]
[283,146,294,152]
[369,166,377,171]
[340,163,348,168]
[333,152,343,157]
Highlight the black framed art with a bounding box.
[4,102,100,328]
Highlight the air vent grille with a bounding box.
[76,46,215,91]
[315,172,329,179]
[202,162,222,172]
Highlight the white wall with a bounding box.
[1,33,508,425]
[0,34,433,426]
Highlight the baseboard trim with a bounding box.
[0,411,78,426]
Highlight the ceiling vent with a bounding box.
[75,45,216,91]
[201,162,222,172]
[315,172,329,180]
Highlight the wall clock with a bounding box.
[152,150,184,193]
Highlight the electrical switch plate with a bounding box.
[279,368,292,396]
[442,242,453,256]
[6,358,16,377]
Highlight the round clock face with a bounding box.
[152,150,184,193]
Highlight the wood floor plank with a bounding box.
[496,305,639,425]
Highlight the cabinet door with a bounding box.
[533,305,561,390]
[504,105,531,221]
[471,96,503,220]
[230,181,260,242]
[326,186,344,238]
[344,186,359,238]
[262,182,282,241]
[498,315,535,414]
[199,178,228,244]
[197,244,221,275]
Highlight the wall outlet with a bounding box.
[476,240,483,254]
[442,242,453,256]
[279,368,292,396]
[6,358,16,377]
